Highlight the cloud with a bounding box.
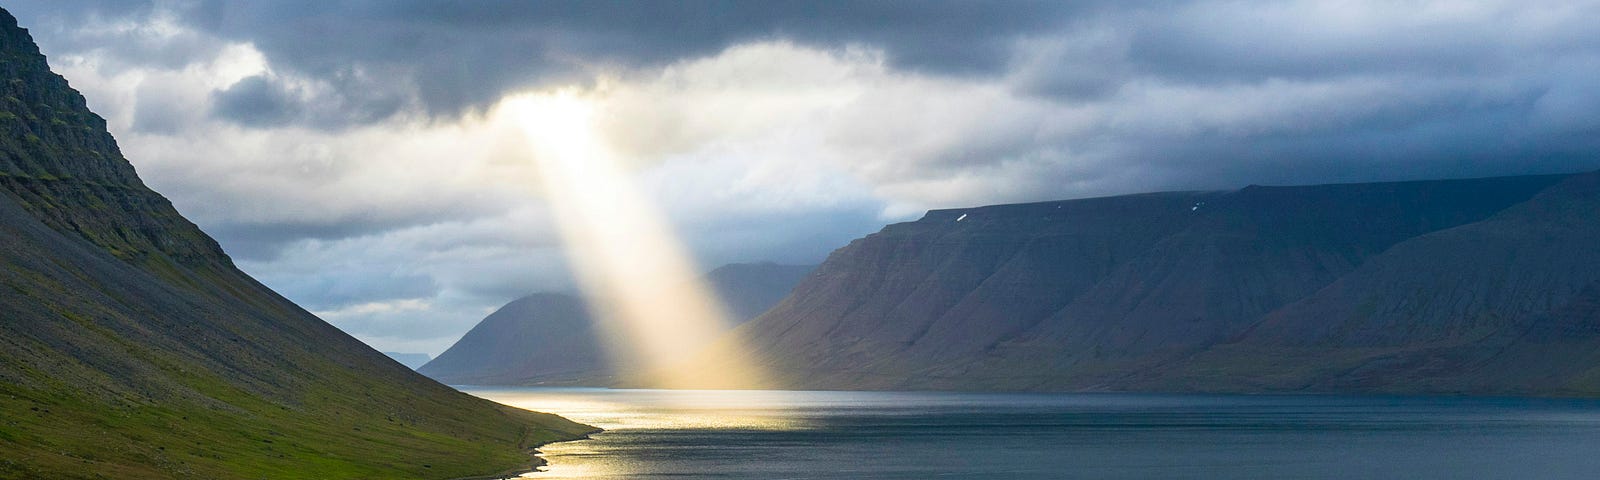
[210,74,299,126]
[130,73,201,134]
[24,1,1122,121]
[7,0,1600,354]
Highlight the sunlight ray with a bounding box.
[501,91,766,389]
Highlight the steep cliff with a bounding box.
[0,9,591,479]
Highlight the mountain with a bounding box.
[0,9,592,480]
[1145,171,1600,395]
[384,352,432,370]
[419,293,607,386]
[421,263,813,386]
[729,171,1600,395]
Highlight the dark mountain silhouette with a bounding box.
[0,9,591,479]
[730,171,1600,395]
[421,263,813,386]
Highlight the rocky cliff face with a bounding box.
[0,10,591,479]
[422,263,813,386]
[0,14,223,272]
[734,172,1595,394]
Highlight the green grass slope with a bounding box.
[0,8,592,479]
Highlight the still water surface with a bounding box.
[463,387,1600,479]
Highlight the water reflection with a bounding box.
[474,387,812,432]
[472,387,821,479]
[465,387,1600,480]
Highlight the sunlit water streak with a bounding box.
[465,387,1600,480]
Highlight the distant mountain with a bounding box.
[421,263,813,386]
[384,352,432,369]
[419,293,607,385]
[727,172,1600,395]
[0,9,591,479]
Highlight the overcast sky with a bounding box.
[9,1,1600,355]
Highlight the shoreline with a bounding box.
[445,429,602,480]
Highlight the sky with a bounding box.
[8,1,1600,355]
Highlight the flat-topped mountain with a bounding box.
[0,9,591,479]
[421,262,813,386]
[730,171,1600,395]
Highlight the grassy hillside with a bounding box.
[0,8,593,479]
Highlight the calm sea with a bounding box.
[462,387,1600,479]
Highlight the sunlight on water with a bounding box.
[465,387,1600,480]
[473,388,814,479]
[472,387,811,432]
[499,92,766,390]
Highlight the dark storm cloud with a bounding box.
[128,1,1600,182]
[208,73,406,129]
[211,75,300,127]
[169,0,1125,118]
[20,2,1600,181]
[7,1,227,73]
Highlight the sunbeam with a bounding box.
[501,91,766,390]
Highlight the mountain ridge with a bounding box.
[727,171,1596,394]
[0,9,593,479]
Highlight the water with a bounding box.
[463,387,1600,479]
